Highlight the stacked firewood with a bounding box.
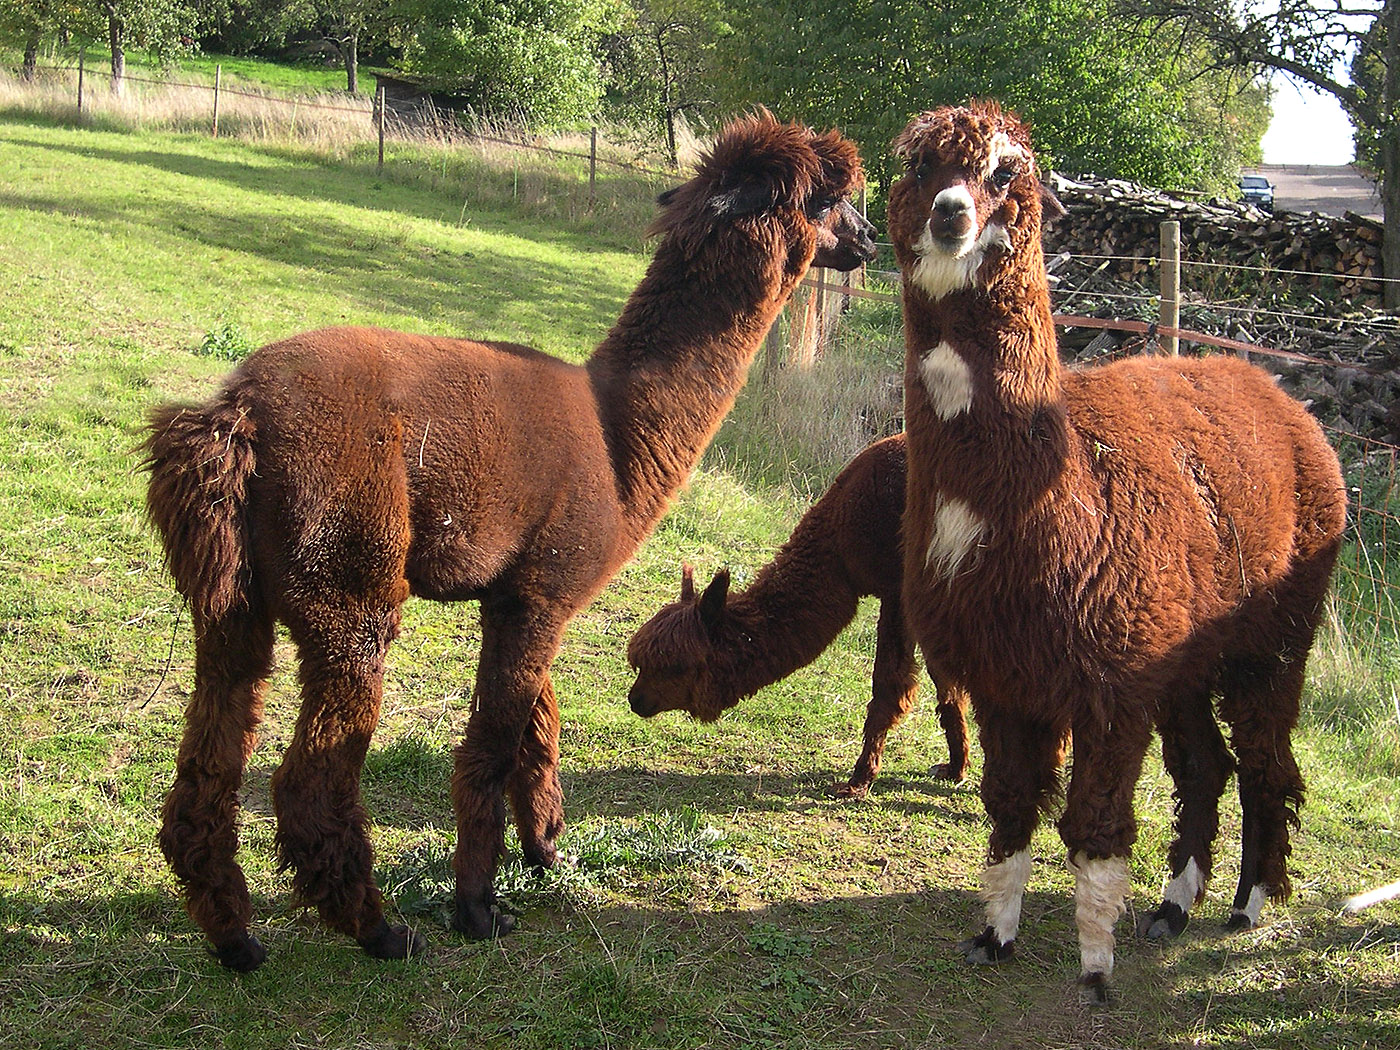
[1045,175,1386,306]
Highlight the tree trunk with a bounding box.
[109,15,126,95]
[22,26,40,81]
[345,30,359,95]
[1382,0,1400,308]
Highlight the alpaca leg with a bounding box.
[159,604,274,972]
[931,674,972,783]
[273,591,423,961]
[838,601,918,798]
[1138,689,1235,940]
[1219,654,1306,930]
[1058,708,1153,1003]
[959,711,1065,963]
[506,674,565,868]
[452,599,569,939]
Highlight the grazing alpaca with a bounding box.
[887,102,1345,1001]
[143,112,874,971]
[627,433,972,795]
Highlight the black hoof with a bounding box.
[958,926,1014,965]
[521,843,560,870]
[1225,910,1255,932]
[208,933,267,973]
[1136,901,1189,941]
[357,919,427,960]
[452,900,518,940]
[1078,971,1111,1006]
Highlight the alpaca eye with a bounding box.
[991,166,1015,189]
[810,196,837,219]
[913,161,931,183]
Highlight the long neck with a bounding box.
[587,232,807,545]
[718,516,866,698]
[902,242,1070,517]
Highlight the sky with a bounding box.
[1260,72,1357,166]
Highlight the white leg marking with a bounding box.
[908,219,1011,299]
[924,496,985,579]
[1231,884,1269,926]
[982,849,1033,944]
[1068,851,1130,979]
[1162,857,1206,912]
[918,341,974,419]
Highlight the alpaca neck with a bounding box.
[720,539,864,699]
[902,246,1070,513]
[587,236,803,545]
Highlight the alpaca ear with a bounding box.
[680,563,695,602]
[1040,182,1067,222]
[657,187,680,207]
[709,180,776,218]
[698,569,731,634]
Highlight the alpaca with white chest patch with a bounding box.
[888,102,1345,1002]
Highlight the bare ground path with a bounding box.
[1255,163,1380,218]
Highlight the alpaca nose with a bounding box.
[930,186,975,240]
[933,187,972,216]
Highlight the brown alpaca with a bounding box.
[142,113,874,971]
[887,102,1345,1002]
[627,434,972,795]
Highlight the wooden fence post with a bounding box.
[377,86,386,172]
[76,50,84,112]
[589,126,598,208]
[1159,220,1180,355]
[212,64,221,137]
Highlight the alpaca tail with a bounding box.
[141,392,258,626]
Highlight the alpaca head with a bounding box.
[887,100,1064,300]
[627,565,740,722]
[649,111,875,274]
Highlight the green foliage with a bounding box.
[196,319,255,360]
[710,0,1268,194]
[398,0,622,128]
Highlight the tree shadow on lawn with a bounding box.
[7,880,1394,1050]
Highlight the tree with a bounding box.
[1122,0,1400,306]
[47,1,199,92]
[603,0,731,163]
[397,0,622,128]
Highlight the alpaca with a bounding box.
[627,433,972,795]
[142,112,874,971]
[887,102,1345,1001]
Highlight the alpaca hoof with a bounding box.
[208,933,267,973]
[832,781,870,800]
[1136,901,1189,941]
[357,919,426,960]
[452,900,517,940]
[958,926,1014,965]
[522,843,560,870]
[1225,910,1256,932]
[1077,972,1111,1006]
[930,762,966,783]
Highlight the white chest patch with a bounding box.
[907,220,1012,300]
[925,495,986,578]
[918,341,974,419]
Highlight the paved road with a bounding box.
[1254,164,1381,219]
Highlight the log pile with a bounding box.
[1045,174,1386,307]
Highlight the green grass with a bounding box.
[1,110,1398,1050]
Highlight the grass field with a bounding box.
[1,98,1398,1050]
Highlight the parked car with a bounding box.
[1240,174,1275,211]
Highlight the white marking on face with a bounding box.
[1068,851,1130,978]
[918,341,973,419]
[924,496,985,578]
[982,849,1033,944]
[1163,857,1206,912]
[986,132,1029,179]
[907,218,1012,300]
[1231,884,1269,926]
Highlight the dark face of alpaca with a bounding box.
[626,567,736,723]
[652,115,876,275]
[886,101,1063,299]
